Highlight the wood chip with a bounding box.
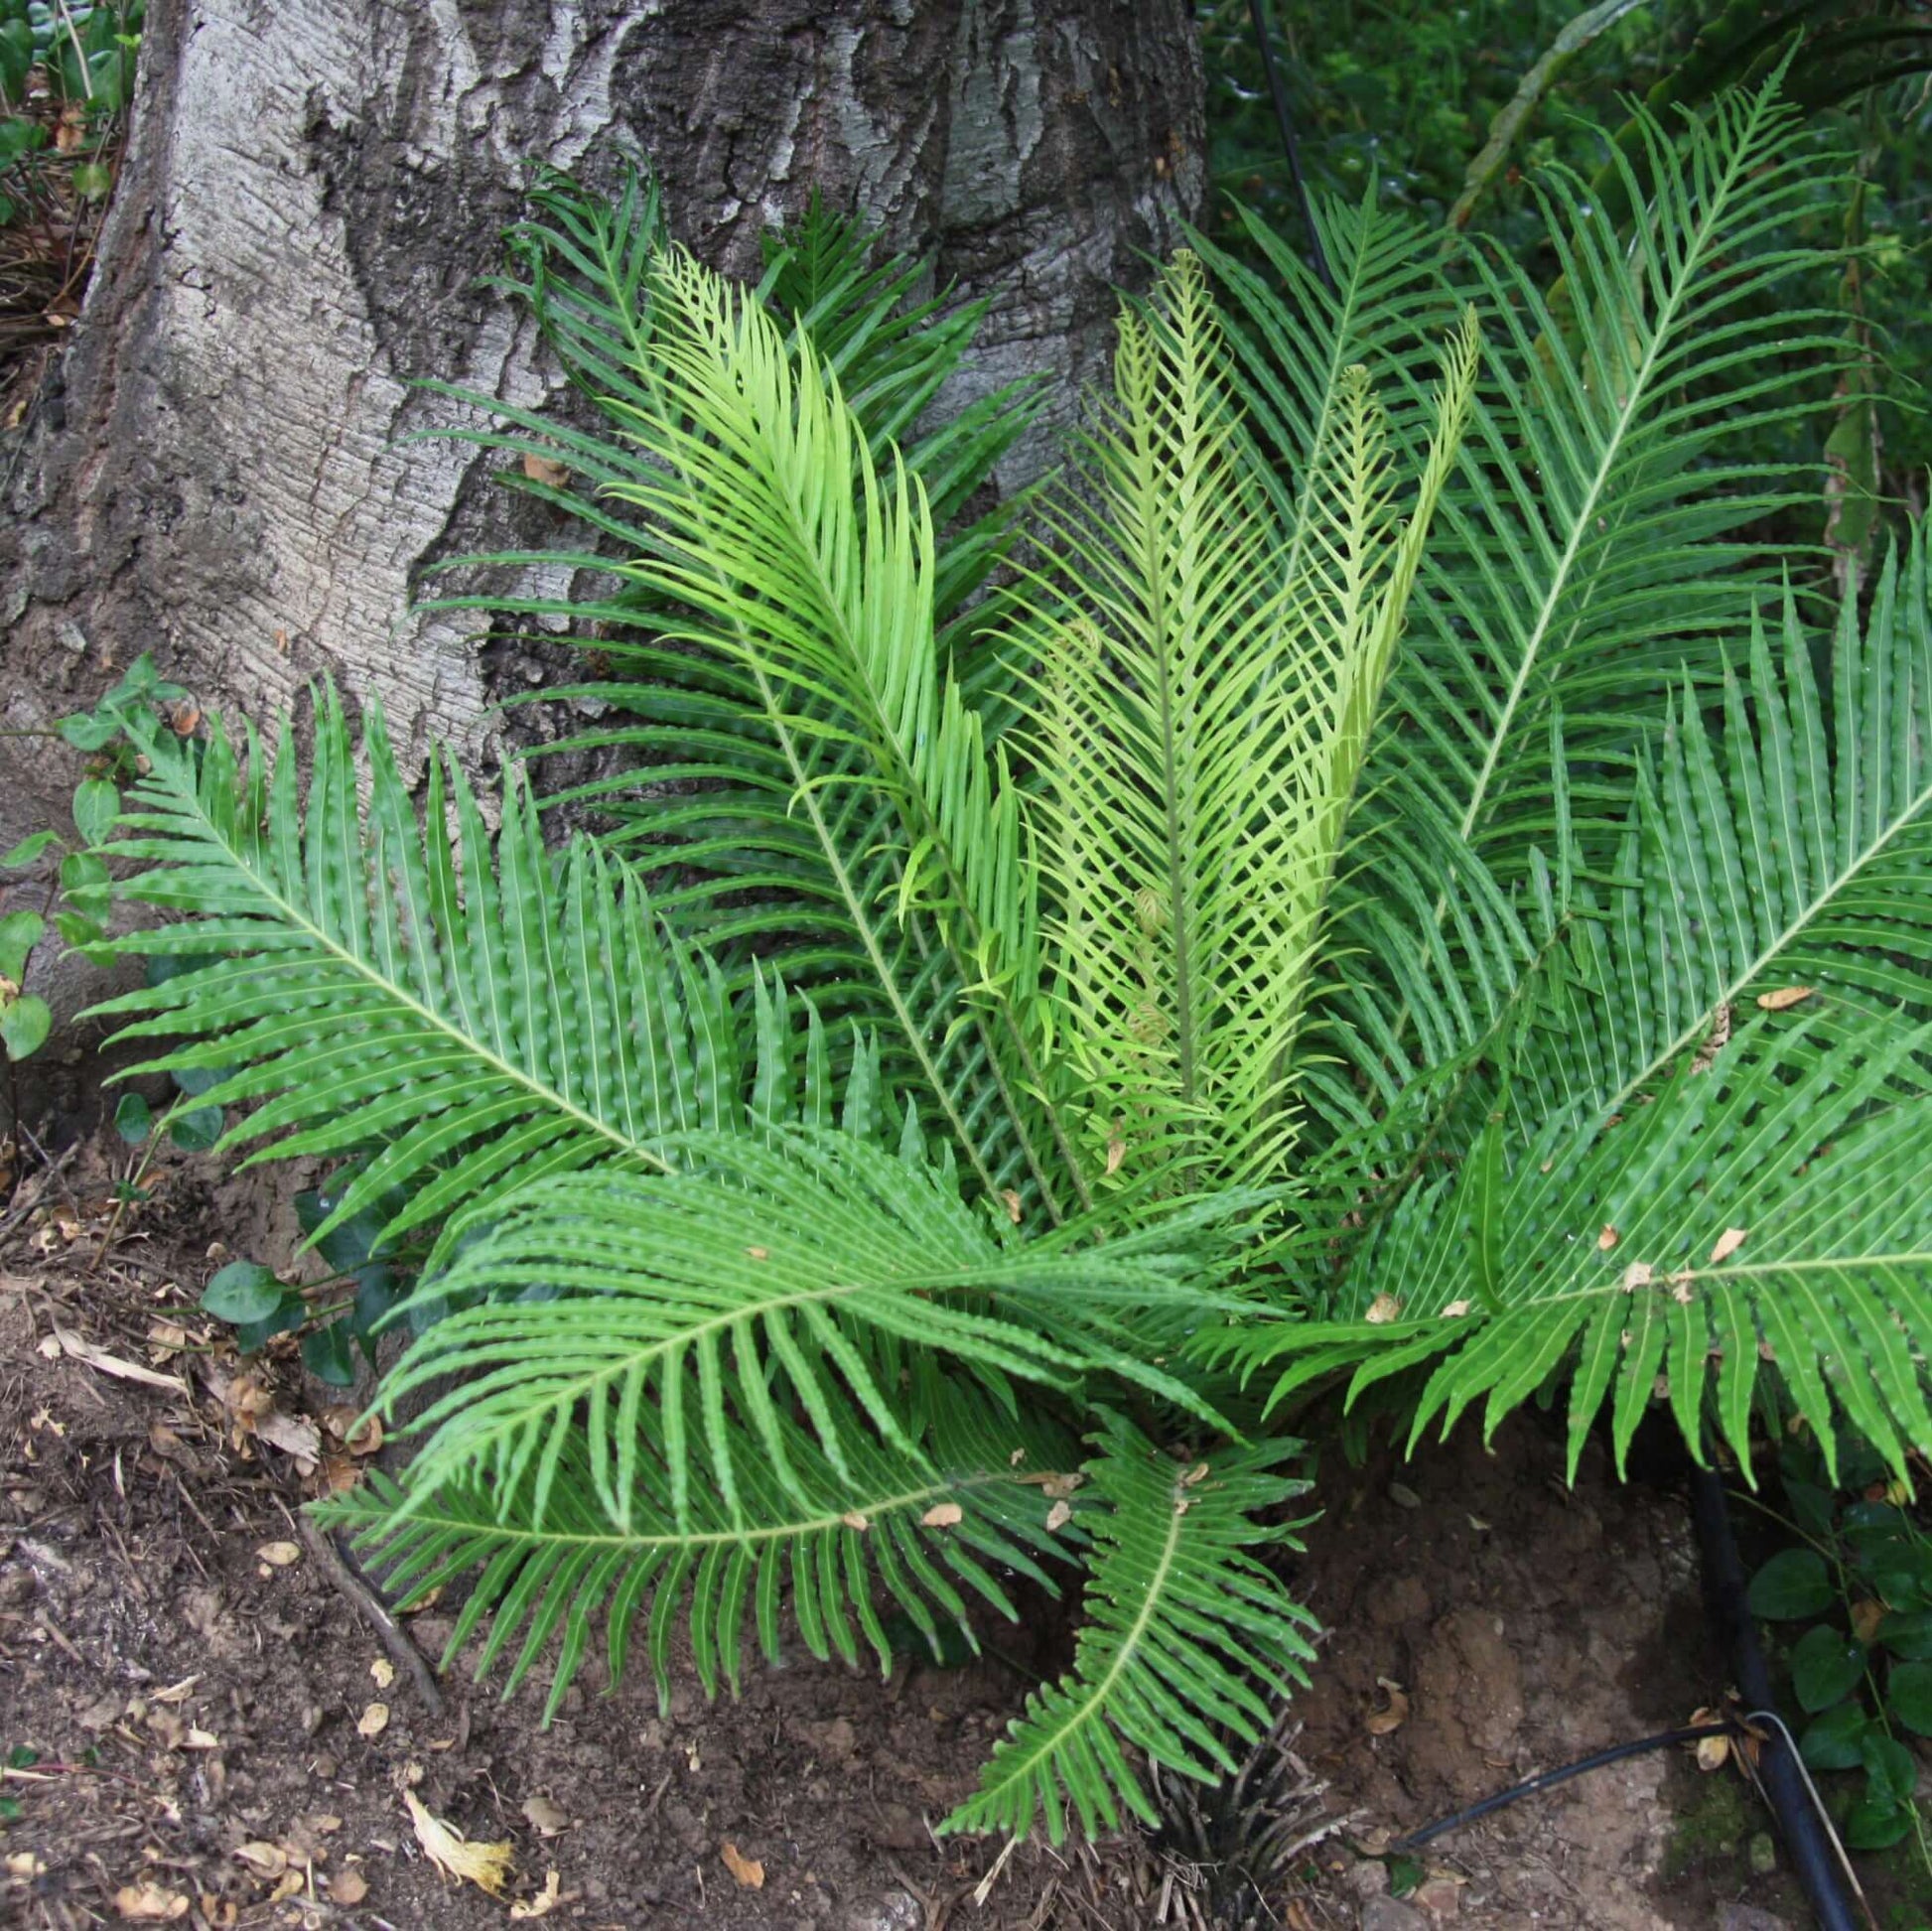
[721,1842,764,1890]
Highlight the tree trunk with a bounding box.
[2,0,1205,814]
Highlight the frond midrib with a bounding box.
[1452,79,1786,849]
[131,773,674,1179]
[1596,773,1932,1119]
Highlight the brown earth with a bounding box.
[0,1127,1870,1931]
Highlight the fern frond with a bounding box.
[942,1428,1316,1844]
[1380,74,1853,869]
[1205,1016,1932,1487]
[321,1387,1084,1722]
[379,1130,1239,1536]
[83,690,783,1258]
[1027,253,1478,1192]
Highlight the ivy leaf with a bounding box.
[1747,1549,1835,1620]
[72,778,120,848]
[1789,1624,1865,1713]
[1798,1701,1867,1770]
[0,994,51,1061]
[0,910,43,983]
[1886,1660,1932,1736]
[201,1261,285,1325]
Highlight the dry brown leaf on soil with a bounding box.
[232,1843,288,1879]
[1709,1226,1749,1265]
[113,1882,190,1921]
[1365,1677,1410,1736]
[920,1502,963,1528]
[255,1410,322,1466]
[510,1870,576,1920]
[356,1703,390,1738]
[405,1790,514,1897]
[1756,985,1815,1012]
[49,1323,189,1394]
[721,1842,765,1890]
[370,1658,396,1690]
[327,1867,367,1906]
[255,1541,301,1568]
[520,1794,570,1838]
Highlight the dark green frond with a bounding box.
[322,1388,1084,1721]
[943,1429,1315,1844]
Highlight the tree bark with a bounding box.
[2,0,1205,818]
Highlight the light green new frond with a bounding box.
[381,1130,1239,1539]
[321,1389,1084,1722]
[1208,1017,1932,1486]
[83,689,756,1260]
[942,1429,1315,1844]
[545,242,1079,1222]
[1028,256,1477,1193]
[1384,73,1853,869]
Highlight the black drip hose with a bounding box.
[1691,1463,1867,1931]
[1387,1723,1737,1855]
[1244,0,1336,295]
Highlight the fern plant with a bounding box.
[59,72,1932,1844]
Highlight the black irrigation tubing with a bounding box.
[1690,1463,1870,1931]
[1244,0,1337,295]
[1385,1469,1871,1931]
[1385,1723,1739,1855]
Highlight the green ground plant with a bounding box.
[42,72,1932,1843]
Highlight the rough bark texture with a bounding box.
[2,0,1205,813]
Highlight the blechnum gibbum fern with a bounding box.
[50,74,1932,1841]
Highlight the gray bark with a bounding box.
[2,0,1205,800]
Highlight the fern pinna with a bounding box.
[61,72,1932,1841]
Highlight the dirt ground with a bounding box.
[0,1129,1876,1931]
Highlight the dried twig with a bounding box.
[296,1514,444,1716]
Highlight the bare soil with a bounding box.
[0,1129,1872,1931]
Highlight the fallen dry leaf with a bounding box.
[1044,1499,1072,1532]
[1852,1598,1886,1643]
[510,1870,573,1920]
[150,1675,202,1705]
[327,1867,368,1906]
[1365,1677,1410,1736]
[405,1790,513,1897]
[255,1411,322,1466]
[1596,1224,1620,1252]
[521,453,571,488]
[356,1702,390,1738]
[370,1658,396,1690]
[721,1842,765,1890]
[999,1188,1023,1225]
[113,1883,190,1921]
[50,1324,189,1394]
[1364,1292,1403,1323]
[1709,1226,1749,1265]
[255,1541,301,1569]
[920,1502,964,1528]
[1756,985,1815,1012]
[232,1843,288,1879]
[520,1794,571,1838]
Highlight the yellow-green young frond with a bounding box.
[509,239,1076,1224]
[1026,258,1478,1196]
[942,1428,1316,1844]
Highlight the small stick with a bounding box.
[297,1515,444,1716]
